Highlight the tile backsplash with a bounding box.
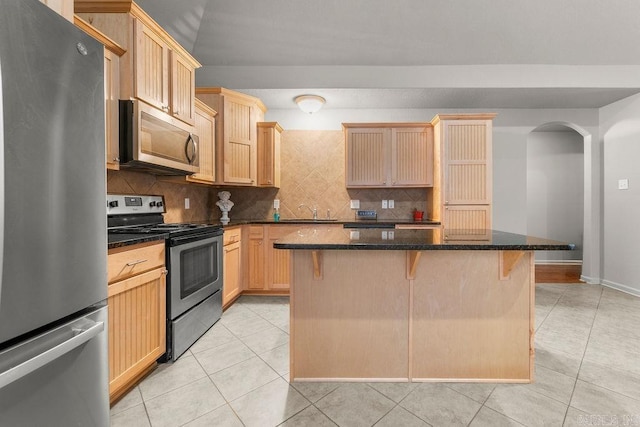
[109,130,428,223]
[107,170,213,223]
[219,130,427,221]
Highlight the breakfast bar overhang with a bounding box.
[274,228,574,383]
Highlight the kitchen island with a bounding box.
[274,228,574,383]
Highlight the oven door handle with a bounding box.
[169,232,222,247]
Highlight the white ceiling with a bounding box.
[137,0,640,110]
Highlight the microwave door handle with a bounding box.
[185,134,197,165]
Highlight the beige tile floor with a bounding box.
[110,283,640,427]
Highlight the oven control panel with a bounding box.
[106,194,165,215]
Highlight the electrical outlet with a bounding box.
[388,199,395,209]
[350,199,360,209]
[184,198,190,209]
[618,179,629,190]
[382,200,388,209]
[388,231,395,240]
[381,231,388,240]
[273,199,280,209]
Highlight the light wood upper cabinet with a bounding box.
[76,2,201,127]
[104,48,121,169]
[39,0,73,22]
[134,19,170,112]
[429,114,496,240]
[170,51,196,126]
[196,88,267,186]
[188,99,216,184]
[442,120,492,205]
[344,124,433,188]
[257,122,283,188]
[345,127,387,187]
[74,16,126,170]
[391,127,434,187]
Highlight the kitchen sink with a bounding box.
[278,218,339,223]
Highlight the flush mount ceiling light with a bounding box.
[294,95,325,114]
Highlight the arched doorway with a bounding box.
[527,123,585,282]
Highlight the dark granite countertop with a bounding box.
[108,233,168,250]
[106,219,442,249]
[273,228,575,251]
[223,218,441,228]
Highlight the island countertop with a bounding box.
[274,227,574,251]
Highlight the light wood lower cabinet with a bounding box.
[223,227,243,308]
[246,224,342,294]
[107,241,167,404]
[246,225,298,293]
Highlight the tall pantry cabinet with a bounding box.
[429,114,496,240]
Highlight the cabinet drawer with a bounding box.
[249,225,264,239]
[108,241,165,284]
[224,227,242,245]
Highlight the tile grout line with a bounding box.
[560,285,604,426]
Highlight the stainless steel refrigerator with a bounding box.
[0,0,109,425]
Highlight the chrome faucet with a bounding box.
[298,203,317,220]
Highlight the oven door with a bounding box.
[168,233,222,320]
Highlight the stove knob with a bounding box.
[149,201,157,207]
[157,201,163,208]
[108,200,118,208]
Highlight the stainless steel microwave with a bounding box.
[119,100,199,175]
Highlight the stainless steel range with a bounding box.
[107,194,223,361]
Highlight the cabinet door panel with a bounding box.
[443,121,492,204]
[134,20,169,111]
[391,127,432,186]
[223,241,242,305]
[189,101,215,183]
[104,48,120,170]
[443,205,491,240]
[247,238,265,290]
[171,51,195,126]
[108,267,166,398]
[224,100,255,184]
[346,128,387,187]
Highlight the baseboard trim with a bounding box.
[600,279,640,298]
[580,274,600,285]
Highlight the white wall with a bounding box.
[599,93,640,296]
[527,130,584,262]
[266,107,602,281]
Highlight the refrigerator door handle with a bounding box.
[0,317,104,389]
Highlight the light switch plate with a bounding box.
[273,199,280,209]
[184,198,190,209]
[382,200,388,209]
[388,200,395,209]
[350,199,360,209]
[618,179,629,190]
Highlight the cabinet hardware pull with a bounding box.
[125,259,148,267]
[161,105,169,112]
[162,269,169,275]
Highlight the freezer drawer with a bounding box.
[0,306,109,426]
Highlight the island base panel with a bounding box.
[290,249,534,382]
[291,250,410,381]
[412,251,534,381]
